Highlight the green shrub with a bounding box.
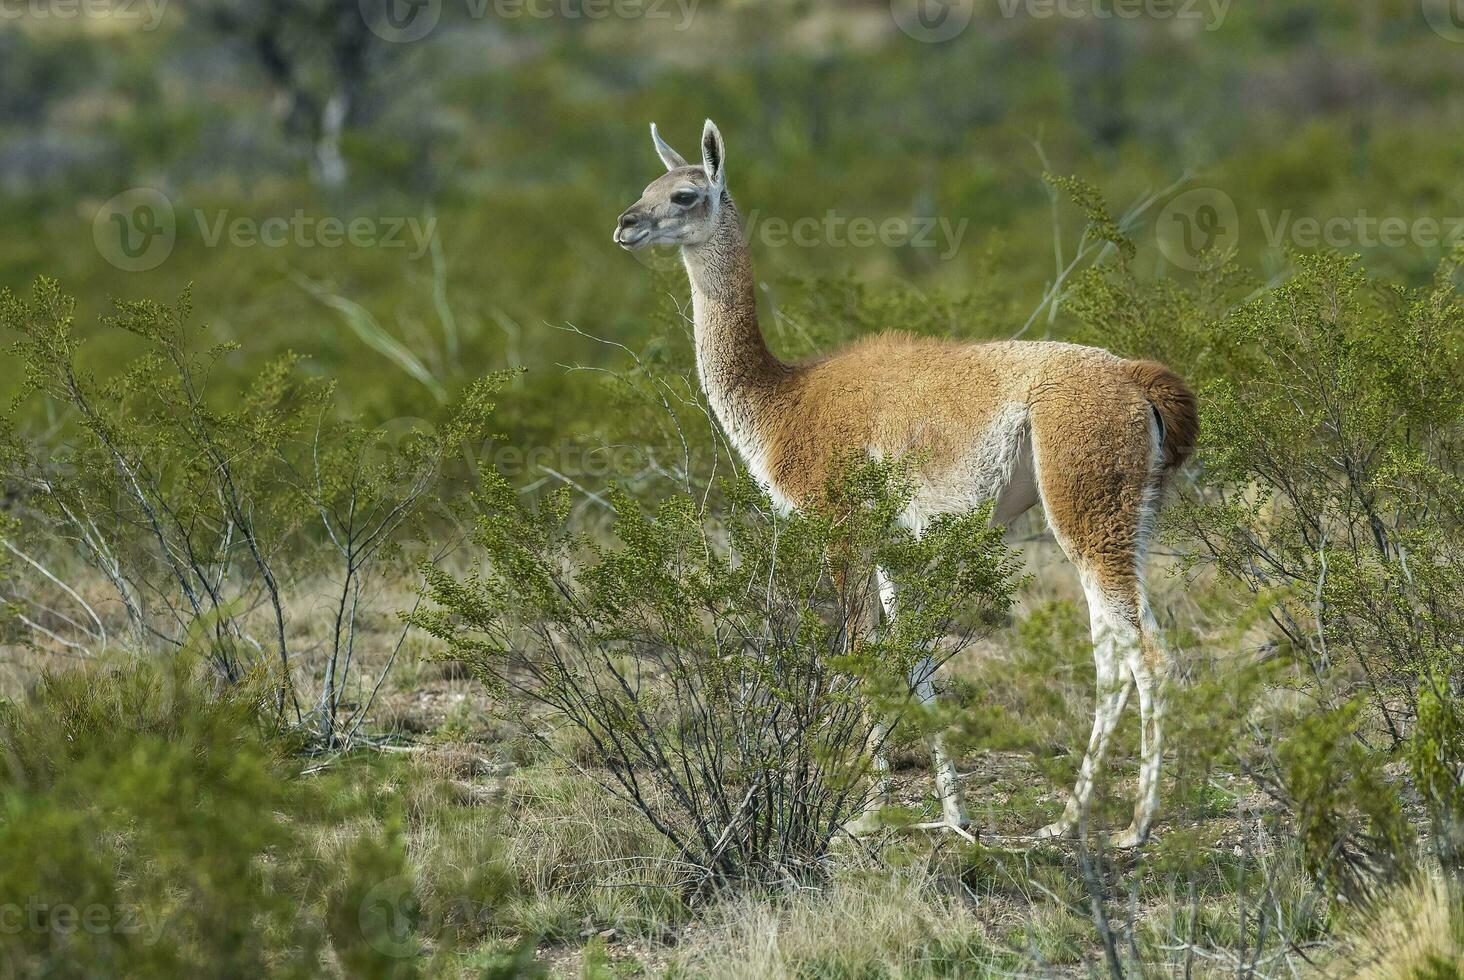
[414,459,1019,892]
[1411,673,1464,876]
[0,277,502,746]
[0,656,522,978]
[1070,233,1463,896]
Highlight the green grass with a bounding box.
[4,5,1464,977]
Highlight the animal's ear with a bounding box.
[650,123,689,171]
[701,119,726,192]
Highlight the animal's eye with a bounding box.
[671,190,699,207]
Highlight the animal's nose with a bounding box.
[614,209,649,246]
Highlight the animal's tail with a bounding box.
[1125,359,1198,471]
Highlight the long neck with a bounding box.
[681,197,785,398]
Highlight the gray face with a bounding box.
[614,166,720,251]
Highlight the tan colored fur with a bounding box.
[616,121,1198,844]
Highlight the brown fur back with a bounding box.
[1123,360,1198,470]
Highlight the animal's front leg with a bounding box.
[844,718,893,836]
[909,654,971,831]
[883,560,972,834]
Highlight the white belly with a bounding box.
[896,403,1038,533]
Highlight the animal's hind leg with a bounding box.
[1026,392,1160,844]
[909,655,969,828]
[1033,582,1137,840]
[1116,603,1171,848]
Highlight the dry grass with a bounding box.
[497,767,689,942]
[669,868,995,978]
[1329,874,1462,979]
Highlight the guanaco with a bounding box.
[614,120,1196,847]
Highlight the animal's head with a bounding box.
[614,119,728,252]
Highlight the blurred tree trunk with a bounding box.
[194,0,390,189]
[1062,19,1131,151]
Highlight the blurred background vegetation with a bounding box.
[2,0,1461,443]
[3,1,1464,976]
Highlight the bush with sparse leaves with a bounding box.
[413,458,1019,893]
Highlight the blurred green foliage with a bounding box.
[0,655,523,978]
[3,0,1464,463]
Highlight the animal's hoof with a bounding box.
[1031,821,1074,841]
[1110,826,1147,849]
[910,818,979,844]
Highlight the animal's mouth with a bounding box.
[613,225,651,250]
